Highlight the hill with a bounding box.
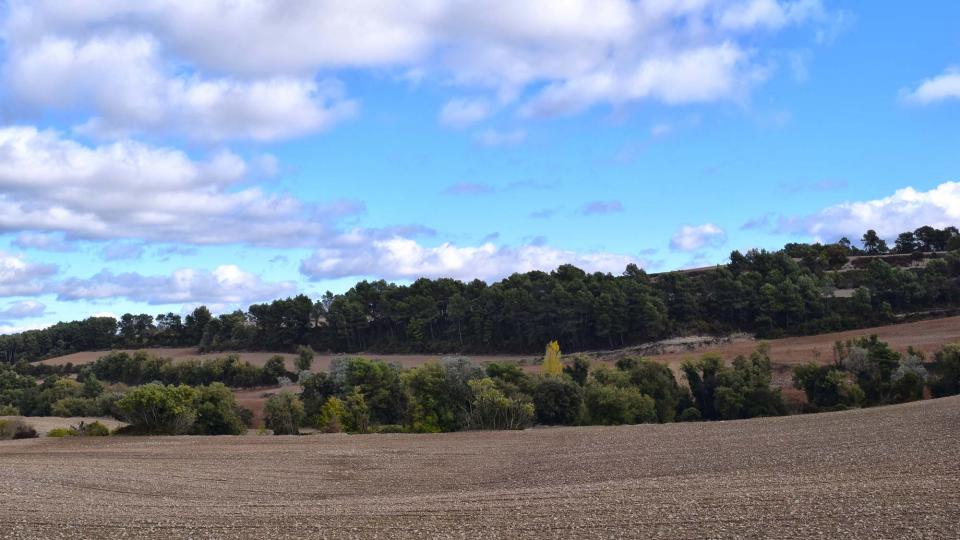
[2,396,958,538]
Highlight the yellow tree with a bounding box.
[543,340,563,375]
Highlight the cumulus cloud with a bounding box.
[775,181,960,241]
[300,234,641,282]
[2,0,837,132]
[0,127,361,246]
[902,67,960,105]
[4,34,356,141]
[581,201,625,215]
[670,223,728,252]
[56,265,296,306]
[0,251,57,296]
[0,300,46,319]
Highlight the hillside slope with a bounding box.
[2,396,958,538]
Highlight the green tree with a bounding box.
[295,345,315,372]
[264,391,304,435]
[117,384,199,434]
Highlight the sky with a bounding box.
[0,0,959,333]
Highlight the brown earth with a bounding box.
[37,317,960,375]
[1,396,958,538]
[0,416,126,436]
[37,348,533,372]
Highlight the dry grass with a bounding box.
[0,416,126,436]
[1,396,957,538]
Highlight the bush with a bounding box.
[51,397,99,417]
[0,418,38,439]
[295,345,315,372]
[402,360,481,433]
[50,421,111,437]
[929,343,960,397]
[117,383,199,435]
[314,396,346,433]
[583,383,657,425]
[0,404,20,415]
[465,378,534,430]
[530,376,582,425]
[677,407,701,422]
[192,383,247,435]
[78,421,110,436]
[792,363,864,410]
[620,358,682,423]
[342,390,370,433]
[264,391,304,435]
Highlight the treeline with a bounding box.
[2,226,959,361]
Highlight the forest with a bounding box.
[1,225,958,363]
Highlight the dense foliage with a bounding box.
[2,226,958,362]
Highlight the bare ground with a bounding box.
[0,416,126,436]
[1,396,958,539]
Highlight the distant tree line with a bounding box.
[1,226,958,362]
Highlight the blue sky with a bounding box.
[0,0,958,332]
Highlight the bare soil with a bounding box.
[0,416,126,436]
[37,348,533,372]
[1,396,958,538]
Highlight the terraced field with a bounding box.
[2,396,958,538]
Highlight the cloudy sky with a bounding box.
[0,0,958,332]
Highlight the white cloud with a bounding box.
[0,126,361,246]
[56,265,297,306]
[902,67,960,105]
[439,98,492,128]
[0,300,46,319]
[100,242,145,261]
[670,223,727,252]
[300,234,641,282]
[4,34,356,141]
[0,251,57,296]
[2,0,837,133]
[776,181,960,241]
[475,128,526,147]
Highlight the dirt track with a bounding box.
[2,396,958,538]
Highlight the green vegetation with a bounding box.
[264,391,305,435]
[0,418,37,439]
[2,226,958,363]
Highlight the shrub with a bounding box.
[51,397,99,418]
[0,404,20,415]
[530,376,582,425]
[342,390,370,433]
[314,396,346,433]
[330,358,407,425]
[78,421,110,436]
[792,363,864,410]
[295,345,315,372]
[620,358,682,423]
[583,383,657,425]
[402,360,481,433]
[465,378,534,430]
[1,418,38,439]
[929,343,960,397]
[264,391,304,435]
[192,383,247,435]
[117,383,199,435]
[562,354,591,386]
[678,407,701,422]
[47,427,75,438]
